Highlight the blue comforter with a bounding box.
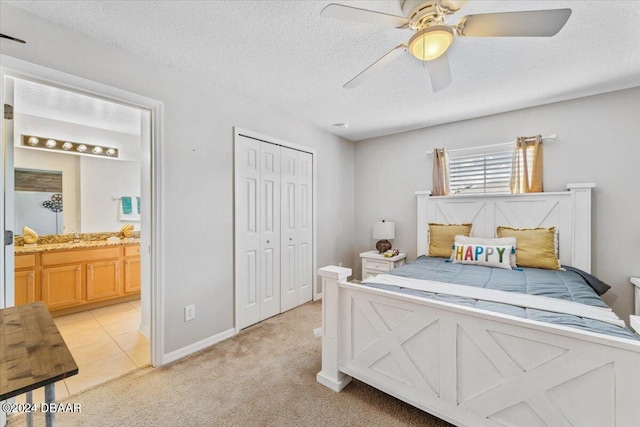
[363,256,637,340]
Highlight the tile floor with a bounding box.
[16,300,149,404]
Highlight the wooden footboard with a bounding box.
[317,267,640,427]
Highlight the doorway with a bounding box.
[1,57,164,394]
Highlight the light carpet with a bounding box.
[7,301,452,426]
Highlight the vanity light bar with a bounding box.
[21,134,119,158]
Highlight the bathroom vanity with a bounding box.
[14,240,140,315]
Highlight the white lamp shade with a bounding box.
[373,221,395,240]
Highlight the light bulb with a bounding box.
[77,144,87,152]
[106,148,117,156]
[92,146,103,154]
[62,142,73,150]
[27,136,39,146]
[45,139,57,148]
[408,26,454,61]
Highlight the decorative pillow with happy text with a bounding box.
[452,235,517,268]
[451,243,514,270]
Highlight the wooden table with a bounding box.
[0,302,78,426]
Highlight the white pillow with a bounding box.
[452,235,517,268]
[451,242,514,270]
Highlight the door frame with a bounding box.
[0,55,166,367]
[233,127,319,334]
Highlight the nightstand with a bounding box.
[360,250,406,280]
[631,277,640,336]
[631,277,640,315]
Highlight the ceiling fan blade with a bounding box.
[426,53,452,93]
[344,44,407,89]
[0,33,26,44]
[457,9,572,37]
[438,0,468,14]
[321,3,409,28]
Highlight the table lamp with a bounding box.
[373,220,395,253]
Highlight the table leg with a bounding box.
[44,384,55,427]
[26,391,33,427]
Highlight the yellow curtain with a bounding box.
[510,135,543,193]
[432,148,450,196]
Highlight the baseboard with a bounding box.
[162,328,235,364]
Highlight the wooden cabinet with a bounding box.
[14,244,140,311]
[42,264,83,310]
[87,260,121,301]
[15,270,36,306]
[124,257,141,293]
[123,244,141,293]
[14,254,38,306]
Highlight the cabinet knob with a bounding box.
[266,240,270,244]
[28,273,34,277]
[289,237,292,241]
[76,267,81,271]
[126,261,130,265]
[89,266,93,270]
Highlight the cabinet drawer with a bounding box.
[363,259,391,272]
[15,254,36,269]
[124,245,140,257]
[42,247,119,266]
[363,270,380,280]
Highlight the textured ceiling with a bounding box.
[7,1,640,141]
[14,78,141,135]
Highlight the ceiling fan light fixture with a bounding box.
[408,25,454,61]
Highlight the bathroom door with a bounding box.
[1,74,16,308]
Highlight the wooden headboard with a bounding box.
[415,183,595,272]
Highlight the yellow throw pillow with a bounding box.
[496,226,560,270]
[428,223,472,258]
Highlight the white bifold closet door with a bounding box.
[235,136,281,329]
[280,148,313,312]
[236,136,313,329]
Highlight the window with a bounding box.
[449,150,513,194]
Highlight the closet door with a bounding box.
[259,143,281,321]
[280,147,298,312]
[235,136,261,329]
[296,151,313,305]
[235,136,281,329]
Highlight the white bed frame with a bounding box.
[317,184,640,427]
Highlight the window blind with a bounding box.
[449,150,513,194]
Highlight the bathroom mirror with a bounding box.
[14,168,64,235]
[14,146,141,236]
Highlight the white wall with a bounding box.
[14,147,80,233]
[15,191,62,235]
[0,3,355,355]
[79,156,141,233]
[354,88,640,323]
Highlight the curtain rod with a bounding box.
[427,134,557,156]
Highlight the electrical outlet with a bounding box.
[185,305,195,322]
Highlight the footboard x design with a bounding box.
[317,267,640,427]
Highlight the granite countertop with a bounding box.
[15,238,140,254]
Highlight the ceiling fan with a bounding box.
[321,0,571,92]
